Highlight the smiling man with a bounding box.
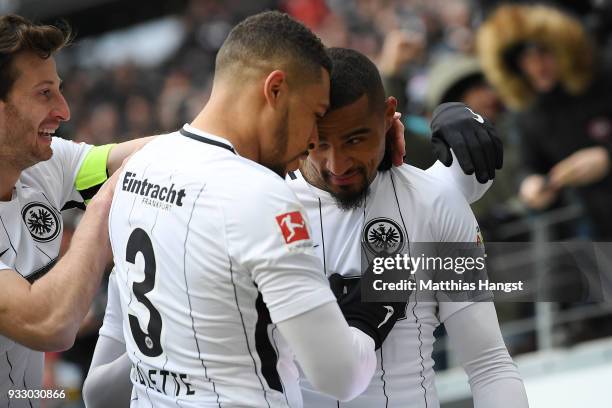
[290,47,528,408]
[0,15,153,407]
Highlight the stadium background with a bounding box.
[6,0,612,406]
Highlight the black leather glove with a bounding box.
[328,274,407,350]
[430,102,503,183]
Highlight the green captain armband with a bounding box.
[75,144,116,204]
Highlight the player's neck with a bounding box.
[0,165,20,201]
[190,100,261,163]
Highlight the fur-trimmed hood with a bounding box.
[476,4,593,110]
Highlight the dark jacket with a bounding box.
[516,76,612,238]
[477,4,612,238]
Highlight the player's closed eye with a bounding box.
[346,137,363,145]
[317,141,330,150]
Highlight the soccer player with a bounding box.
[0,14,152,407]
[83,46,505,408]
[100,11,405,407]
[290,48,529,408]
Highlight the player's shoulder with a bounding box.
[50,136,88,152]
[134,131,180,158]
[19,138,85,185]
[389,164,468,206]
[225,159,298,204]
[28,137,88,170]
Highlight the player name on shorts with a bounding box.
[122,171,187,208]
[131,364,196,397]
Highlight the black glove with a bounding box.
[328,274,407,350]
[430,102,503,183]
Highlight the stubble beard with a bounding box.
[0,102,52,171]
[261,109,290,178]
[322,167,370,211]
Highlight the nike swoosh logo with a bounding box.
[466,107,484,124]
[378,305,394,328]
[0,248,9,257]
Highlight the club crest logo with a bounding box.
[21,202,61,243]
[363,217,406,255]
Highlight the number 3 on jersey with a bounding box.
[126,228,163,357]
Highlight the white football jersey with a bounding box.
[286,162,490,408]
[108,125,335,408]
[0,138,91,407]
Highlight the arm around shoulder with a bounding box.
[0,169,120,351]
[0,198,112,351]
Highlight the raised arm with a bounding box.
[426,102,502,203]
[387,102,500,202]
[430,102,503,184]
[0,168,121,351]
[106,136,156,176]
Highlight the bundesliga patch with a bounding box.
[276,211,310,244]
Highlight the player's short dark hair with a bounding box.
[327,47,385,113]
[327,48,392,171]
[215,11,331,86]
[0,14,72,100]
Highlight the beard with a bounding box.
[0,102,51,170]
[261,109,290,178]
[322,166,370,211]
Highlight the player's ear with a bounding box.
[263,70,287,109]
[384,97,398,133]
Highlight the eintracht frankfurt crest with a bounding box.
[21,202,61,243]
[363,217,406,256]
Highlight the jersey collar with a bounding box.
[179,124,237,155]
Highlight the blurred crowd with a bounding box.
[48,0,612,405]
[55,0,612,242]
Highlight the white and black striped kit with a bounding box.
[0,138,91,408]
[286,162,485,408]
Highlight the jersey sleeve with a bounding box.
[0,260,10,272]
[433,183,493,322]
[445,302,528,408]
[73,143,116,204]
[49,138,92,207]
[98,269,125,344]
[426,150,492,204]
[50,138,116,208]
[223,174,336,324]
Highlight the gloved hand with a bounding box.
[328,274,407,350]
[430,102,503,183]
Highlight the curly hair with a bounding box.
[215,11,331,86]
[0,14,72,100]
